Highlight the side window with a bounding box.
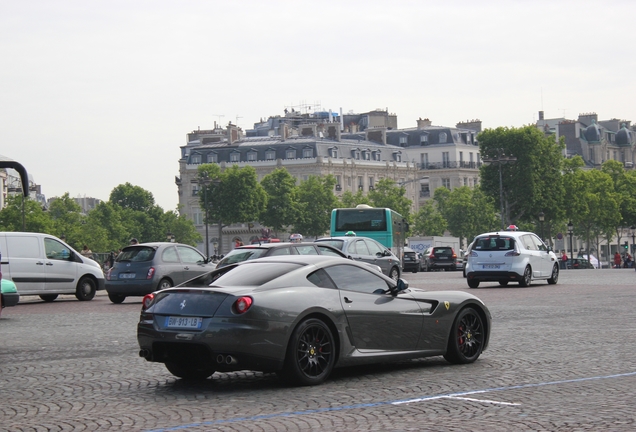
[365,239,384,256]
[521,235,535,250]
[531,235,547,251]
[307,269,337,289]
[355,239,371,255]
[316,244,343,257]
[177,246,206,263]
[269,247,292,256]
[162,246,180,263]
[294,245,318,255]
[323,264,389,294]
[44,238,71,261]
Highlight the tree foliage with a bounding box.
[412,201,447,236]
[294,175,339,237]
[260,168,298,234]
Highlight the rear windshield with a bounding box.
[210,262,303,286]
[315,239,344,250]
[433,247,453,256]
[474,236,515,251]
[218,248,269,266]
[116,246,156,262]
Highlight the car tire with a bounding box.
[519,265,532,287]
[498,281,509,286]
[158,278,173,290]
[389,267,400,281]
[283,318,335,386]
[547,264,559,285]
[39,294,58,302]
[108,293,126,304]
[467,279,479,288]
[165,361,215,380]
[443,307,485,364]
[75,277,96,301]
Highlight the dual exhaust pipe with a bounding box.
[138,349,237,365]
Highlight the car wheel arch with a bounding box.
[76,275,97,301]
[285,311,341,365]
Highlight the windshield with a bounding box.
[116,246,156,262]
[315,239,345,251]
[211,262,303,286]
[473,236,515,251]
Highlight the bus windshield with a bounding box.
[334,208,387,232]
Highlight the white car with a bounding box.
[465,229,559,288]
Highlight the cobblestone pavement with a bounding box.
[1,268,635,431]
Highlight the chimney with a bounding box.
[366,127,386,145]
[417,118,432,129]
[539,111,544,121]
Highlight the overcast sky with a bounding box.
[2,0,634,211]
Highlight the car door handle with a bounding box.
[344,297,353,303]
[36,261,44,265]
[46,262,53,266]
[183,266,190,270]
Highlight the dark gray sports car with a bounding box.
[137,255,491,386]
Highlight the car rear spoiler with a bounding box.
[0,161,29,196]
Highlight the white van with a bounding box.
[0,232,105,302]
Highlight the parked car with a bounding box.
[421,246,458,272]
[462,241,474,277]
[402,247,420,273]
[1,279,19,316]
[105,242,216,303]
[565,258,594,269]
[315,236,402,280]
[465,230,559,288]
[137,255,491,385]
[0,231,105,302]
[215,242,348,269]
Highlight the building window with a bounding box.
[247,151,257,161]
[442,152,450,168]
[420,135,428,145]
[421,153,428,169]
[347,176,352,187]
[286,149,296,159]
[399,136,407,146]
[190,154,201,164]
[358,176,364,190]
[329,147,338,158]
[192,186,199,196]
[266,149,276,160]
[439,132,447,143]
[363,150,370,160]
[353,150,360,159]
[459,152,464,164]
[442,178,451,189]
[590,148,594,163]
[192,210,203,225]
[393,152,402,162]
[303,148,313,158]
[369,177,374,189]
[230,152,240,162]
[335,175,342,187]
[463,177,468,186]
[207,153,218,163]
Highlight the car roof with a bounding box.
[236,242,326,250]
[315,236,376,242]
[474,230,536,238]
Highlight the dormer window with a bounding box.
[372,150,381,161]
[399,136,407,145]
[352,148,361,160]
[285,148,296,159]
[393,151,402,162]
[265,148,276,160]
[420,134,428,145]
[207,152,218,163]
[302,147,313,158]
[190,153,202,164]
[439,132,447,144]
[247,149,258,161]
[230,151,240,162]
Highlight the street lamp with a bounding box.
[198,172,212,259]
[631,226,635,258]
[166,232,175,243]
[567,221,574,263]
[482,149,517,229]
[538,211,545,241]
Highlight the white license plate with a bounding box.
[483,264,500,269]
[119,273,136,279]
[165,316,203,329]
[438,257,448,260]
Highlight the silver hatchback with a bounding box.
[466,230,559,288]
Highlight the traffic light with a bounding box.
[624,241,629,250]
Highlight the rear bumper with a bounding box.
[105,279,156,296]
[466,270,523,282]
[1,292,19,307]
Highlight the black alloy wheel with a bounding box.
[444,307,485,364]
[519,266,532,287]
[389,267,400,281]
[284,318,335,386]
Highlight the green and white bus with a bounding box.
[329,205,407,255]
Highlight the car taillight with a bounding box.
[233,296,253,314]
[141,293,155,311]
[505,251,521,257]
[106,268,111,280]
[146,267,155,280]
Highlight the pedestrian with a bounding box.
[130,238,139,245]
[80,245,93,258]
[560,250,568,269]
[613,251,622,269]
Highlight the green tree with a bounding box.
[367,178,412,222]
[479,126,565,230]
[437,186,497,247]
[161,208,202,246]
[338,190,370,208]
[260,168,298,235]
[110,182,157,212]
[48,193,85,249]
[294,175,339,238]
[0,195,52,233]
[412,201,447,236]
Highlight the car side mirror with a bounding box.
[390,278,409,296]
[382,250,392,257]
